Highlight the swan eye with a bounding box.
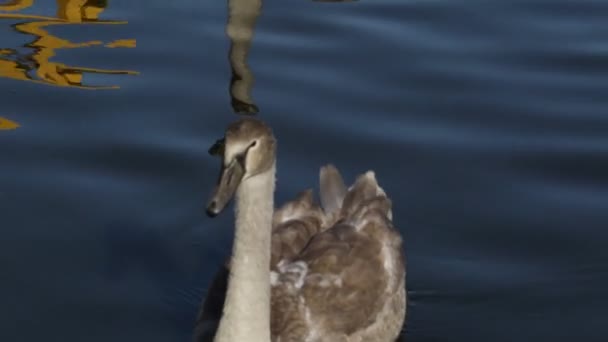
[250,140,258,148]
[236,152,246,166]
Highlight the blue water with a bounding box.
[1,0,607,341]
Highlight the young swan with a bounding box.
[203,117,406,342]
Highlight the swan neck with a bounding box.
[214,164,275,342]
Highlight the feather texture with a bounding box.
[196,164,405,342]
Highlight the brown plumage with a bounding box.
[196,118,406,342]
[269,168,405,341]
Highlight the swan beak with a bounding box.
[206,159,245,217]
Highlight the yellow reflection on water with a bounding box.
[0,0,34,12]
[0,0,138,89]
[0,116,19,130]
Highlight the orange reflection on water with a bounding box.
[0,0,34,12]
[0,116,19,130]
[0,0,138,89]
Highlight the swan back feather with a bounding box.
[270,165,405,341]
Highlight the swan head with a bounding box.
[206,117,276,217]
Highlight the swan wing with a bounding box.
[271,189,325,267]
[271,168,405,341]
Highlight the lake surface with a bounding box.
[1,0,607,341]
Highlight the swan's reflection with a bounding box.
[225,0,356,114]
[0,0,137,89]
[226,0,262,114]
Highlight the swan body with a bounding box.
[198,118,406,342]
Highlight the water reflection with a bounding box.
[0,0,33,12]
[0,0,137,89]
[227,0,261,114]
[226,0,355,113]
[0,116,19,129]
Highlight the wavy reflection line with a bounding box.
[0,0,34,12]
[226,0,356,114]
[0,0,138,89]
[227,0,262,114]
[13,20,138,89]
[0,116,19,130]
